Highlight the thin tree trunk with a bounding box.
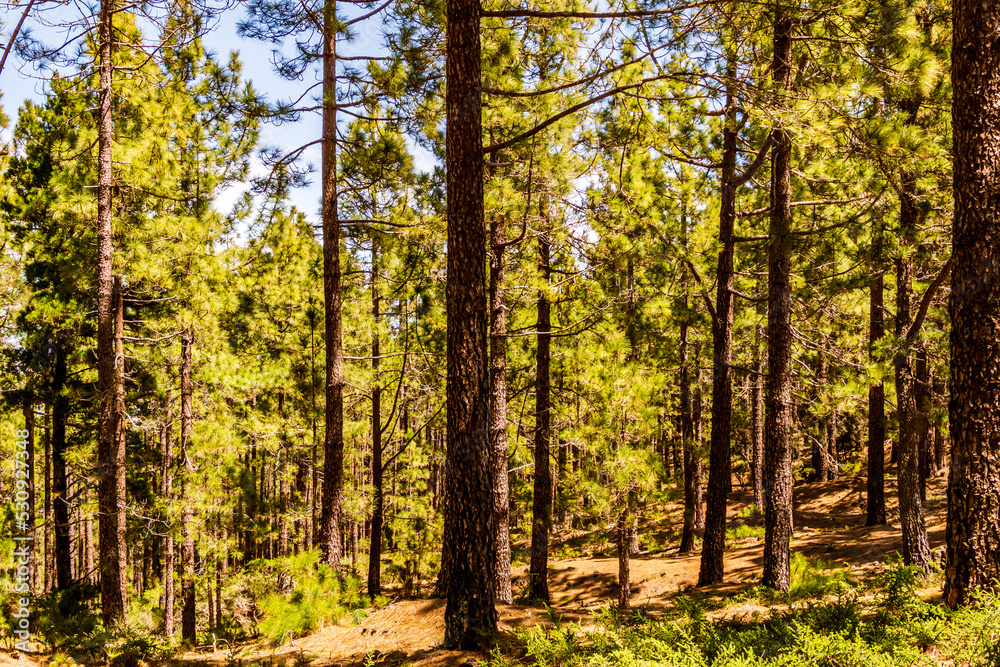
[678,286,697,553]
[895,168,931,572]
[945,0,1000,606]
[44,402,52,593]
[319,0,345,570]
[22,395,37,592]
[762,2,795,593]
[916,345,932,492]
[180,330,197,642]
[161,402,175,637]
[751,322,765,509]
[529,232,553,601]
[812,352,829,482]
[52,344,71,591]
[867,219,887,525]
[489,204,512,602]
[693,383,705,530]
[368,238,384,598]
[616,507,631,610]
[441,0,498,646]
[933,376,947,471]
[698,60,738,587]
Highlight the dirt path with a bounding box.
[167,469,950,666]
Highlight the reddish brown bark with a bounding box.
[945,0,1000,608]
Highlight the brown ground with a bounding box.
[4,468,948,667]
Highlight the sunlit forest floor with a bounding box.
[131,468,954,667]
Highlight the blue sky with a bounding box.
[1,2,435,226]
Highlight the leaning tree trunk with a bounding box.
[945,0,1000,608]
[895,168,932,573]
[489,206,512,603]
[96,0,127,628]
[319,0,345,570]
[698,62,738,587]
[867,218,887,525]
[441,0,498,648]
[529,232,552,602]
[762,2,795,593]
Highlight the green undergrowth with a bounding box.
[486,560,1000,667]
[244,550,371,645]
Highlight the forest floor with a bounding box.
[162,467,949,667]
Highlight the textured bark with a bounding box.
[827,409,838,480]
[529,233,552,602]
[895,169,931,572]
[52,346,71,591]
[752,324,765,510]
[44,402,52,593]
[161,403,175,637]
[319,0,345,569]
[441,0,498,646]
[811,353,829,482]
[867,219,887,525]
[945,0,1000,608]
[180,330,197,642]
[693,384,705,530]
[23,395,37,592]
[698,66,738,587]
[489,208,513,603]
[933,376,947,471]
[95,0,126,627]
[368,238,383,598]
[616,508,631,610]
[916,345,932,494]
[762,3,795,593]
[679,291,697,553]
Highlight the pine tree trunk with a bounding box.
[319,0,345,570]
[762,3,795,593]
[161,407,175,637]
[44,402,52,593]
[368,238,384,598]
[23,395,37,593]
[693,384,705,530]
[616,508,631,610]
[752,323,765,510]
[52,344,72,591]
[84,486,94,583]
[812,353,829,482]
[916,345,933,492]
[945,0,1000,607]
[895,169,931,572]
[489,201,512,601]
[441,0,498,646]
[827,409,838,480]
[679,292,697,553]
[96,0,126,624]
[180,330,197,642]
[698,63,738,587]
[933,376,947,471]
[867,219,887,525]
[529,233,552,602]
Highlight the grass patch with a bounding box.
[486,560,1000,667]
